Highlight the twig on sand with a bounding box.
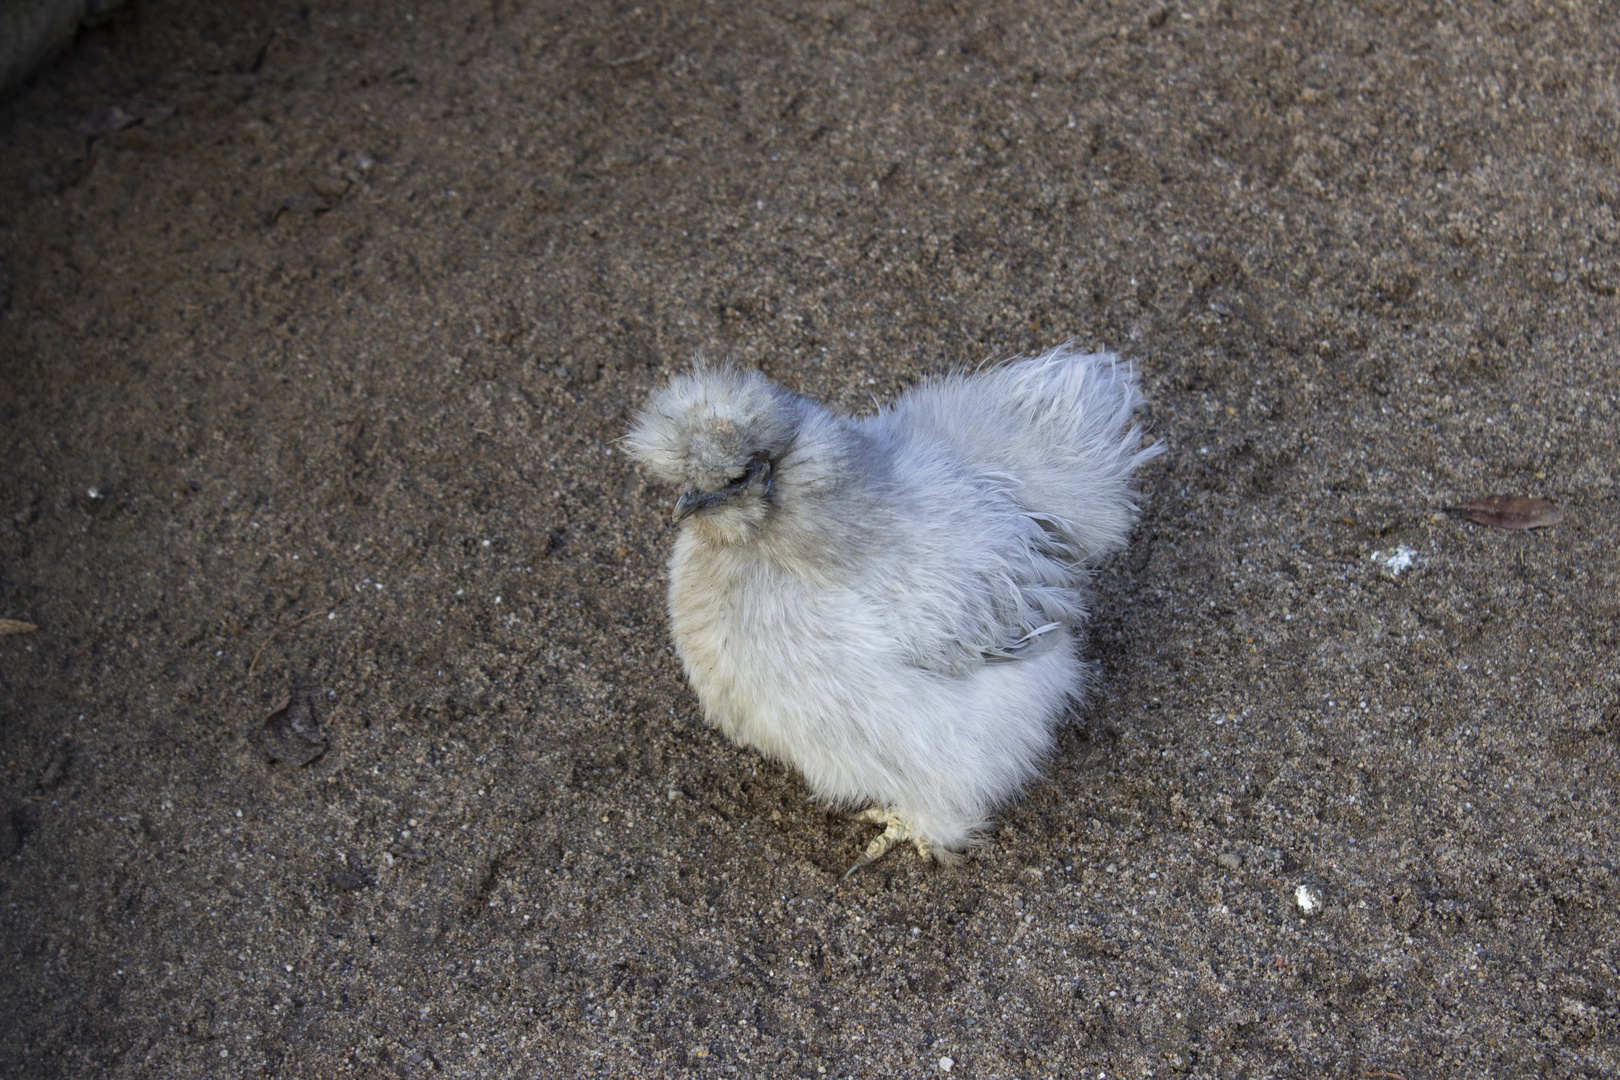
[594,49,655,68]
[248,600,348,676]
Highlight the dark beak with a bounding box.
[671,456,774,525]
[672,488,701,523]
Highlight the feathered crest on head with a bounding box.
[625,361,800,489]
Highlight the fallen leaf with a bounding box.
[261,683,327,766]
[0,619,38,635]
[1445,495,1561,530]
[325,866,372,892]
[39,739,73,789]
[78,105,137,138]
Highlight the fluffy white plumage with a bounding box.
[625,344,1161,870]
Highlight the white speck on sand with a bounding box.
[1371,545,1418,575]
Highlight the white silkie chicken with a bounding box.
[625,344,1161,873]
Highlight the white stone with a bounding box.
[1295,884,1322,914]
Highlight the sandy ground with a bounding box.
[2,1,1618,1077]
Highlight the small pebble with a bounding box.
[939,1056,954,1072]
[310,171,351,199]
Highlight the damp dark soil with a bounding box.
[2,2,1617,1077]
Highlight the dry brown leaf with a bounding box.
[1445,495,1561,530]
[0,619,38,635]
[261,684,327,766]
